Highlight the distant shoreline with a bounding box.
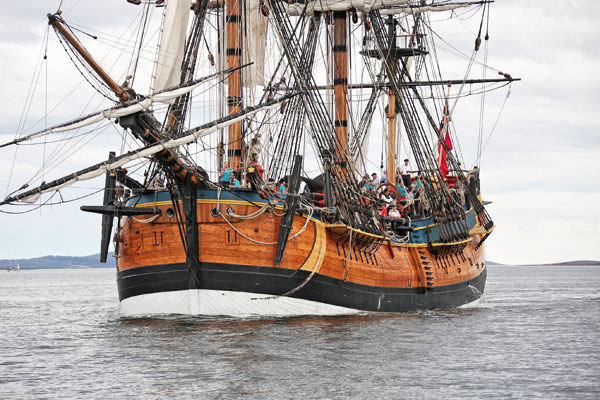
[488,260,600,267]
[0,253,114,270]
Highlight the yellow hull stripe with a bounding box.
[133,200,475,249]
[300,221,327,273]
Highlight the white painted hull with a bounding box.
[119,289,362,317]
[456,297,481,309]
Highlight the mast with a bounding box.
[47,13,129,103]
[226,0,243,171]
[333,11,349,163]
[385,15,398,185]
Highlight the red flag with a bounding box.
[437,107,453,177]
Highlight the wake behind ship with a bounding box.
[1,1,517,316]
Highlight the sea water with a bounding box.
[1,266,599,399]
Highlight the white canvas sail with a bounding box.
[281,0,476,15]
[282,0,408,15]
[245,0,268,87]
[380,3,476,15]
[0,68,239,149]
[0,65,245,148]
[218,0,268,87]
[3,98,288,205]
[153,0,191,95]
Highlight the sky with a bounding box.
[0,1,599,265]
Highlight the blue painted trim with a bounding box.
[126,188,267,207]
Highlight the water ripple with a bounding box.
[1,267,599,399]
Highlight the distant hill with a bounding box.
[0,253,114,270]
[531,260,600,266]
[447,260,599,267]
[489,260,600,267]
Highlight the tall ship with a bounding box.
[1,1,516,316]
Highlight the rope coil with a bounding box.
[215,187,313,246]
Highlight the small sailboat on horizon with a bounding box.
[7,260,20,272]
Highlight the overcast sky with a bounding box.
[0,1,599,265]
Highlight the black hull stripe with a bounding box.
[117,263,486,312]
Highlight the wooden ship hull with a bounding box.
[116,189,488,316]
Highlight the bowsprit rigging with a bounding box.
[1,0,518,316]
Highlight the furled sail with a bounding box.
[1,96,290,205]
[153,0,191,94]
[380,3,478,15]
[282,0,408,15]
[217,0,268,87]
[245,0,268,87]
[0,66,248,149]
[282,0,479,15]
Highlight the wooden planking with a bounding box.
[116,200,487,290]
[118,202,316,271]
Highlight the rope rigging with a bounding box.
[52,22,116,102]
[367,9,488,241]
[1,1,505,259]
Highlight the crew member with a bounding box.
[399,159,412,189]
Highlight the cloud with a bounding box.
[486,191,600,264]
[0,188,107,259]
[482,148,600,193]
[0,0,599,264]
